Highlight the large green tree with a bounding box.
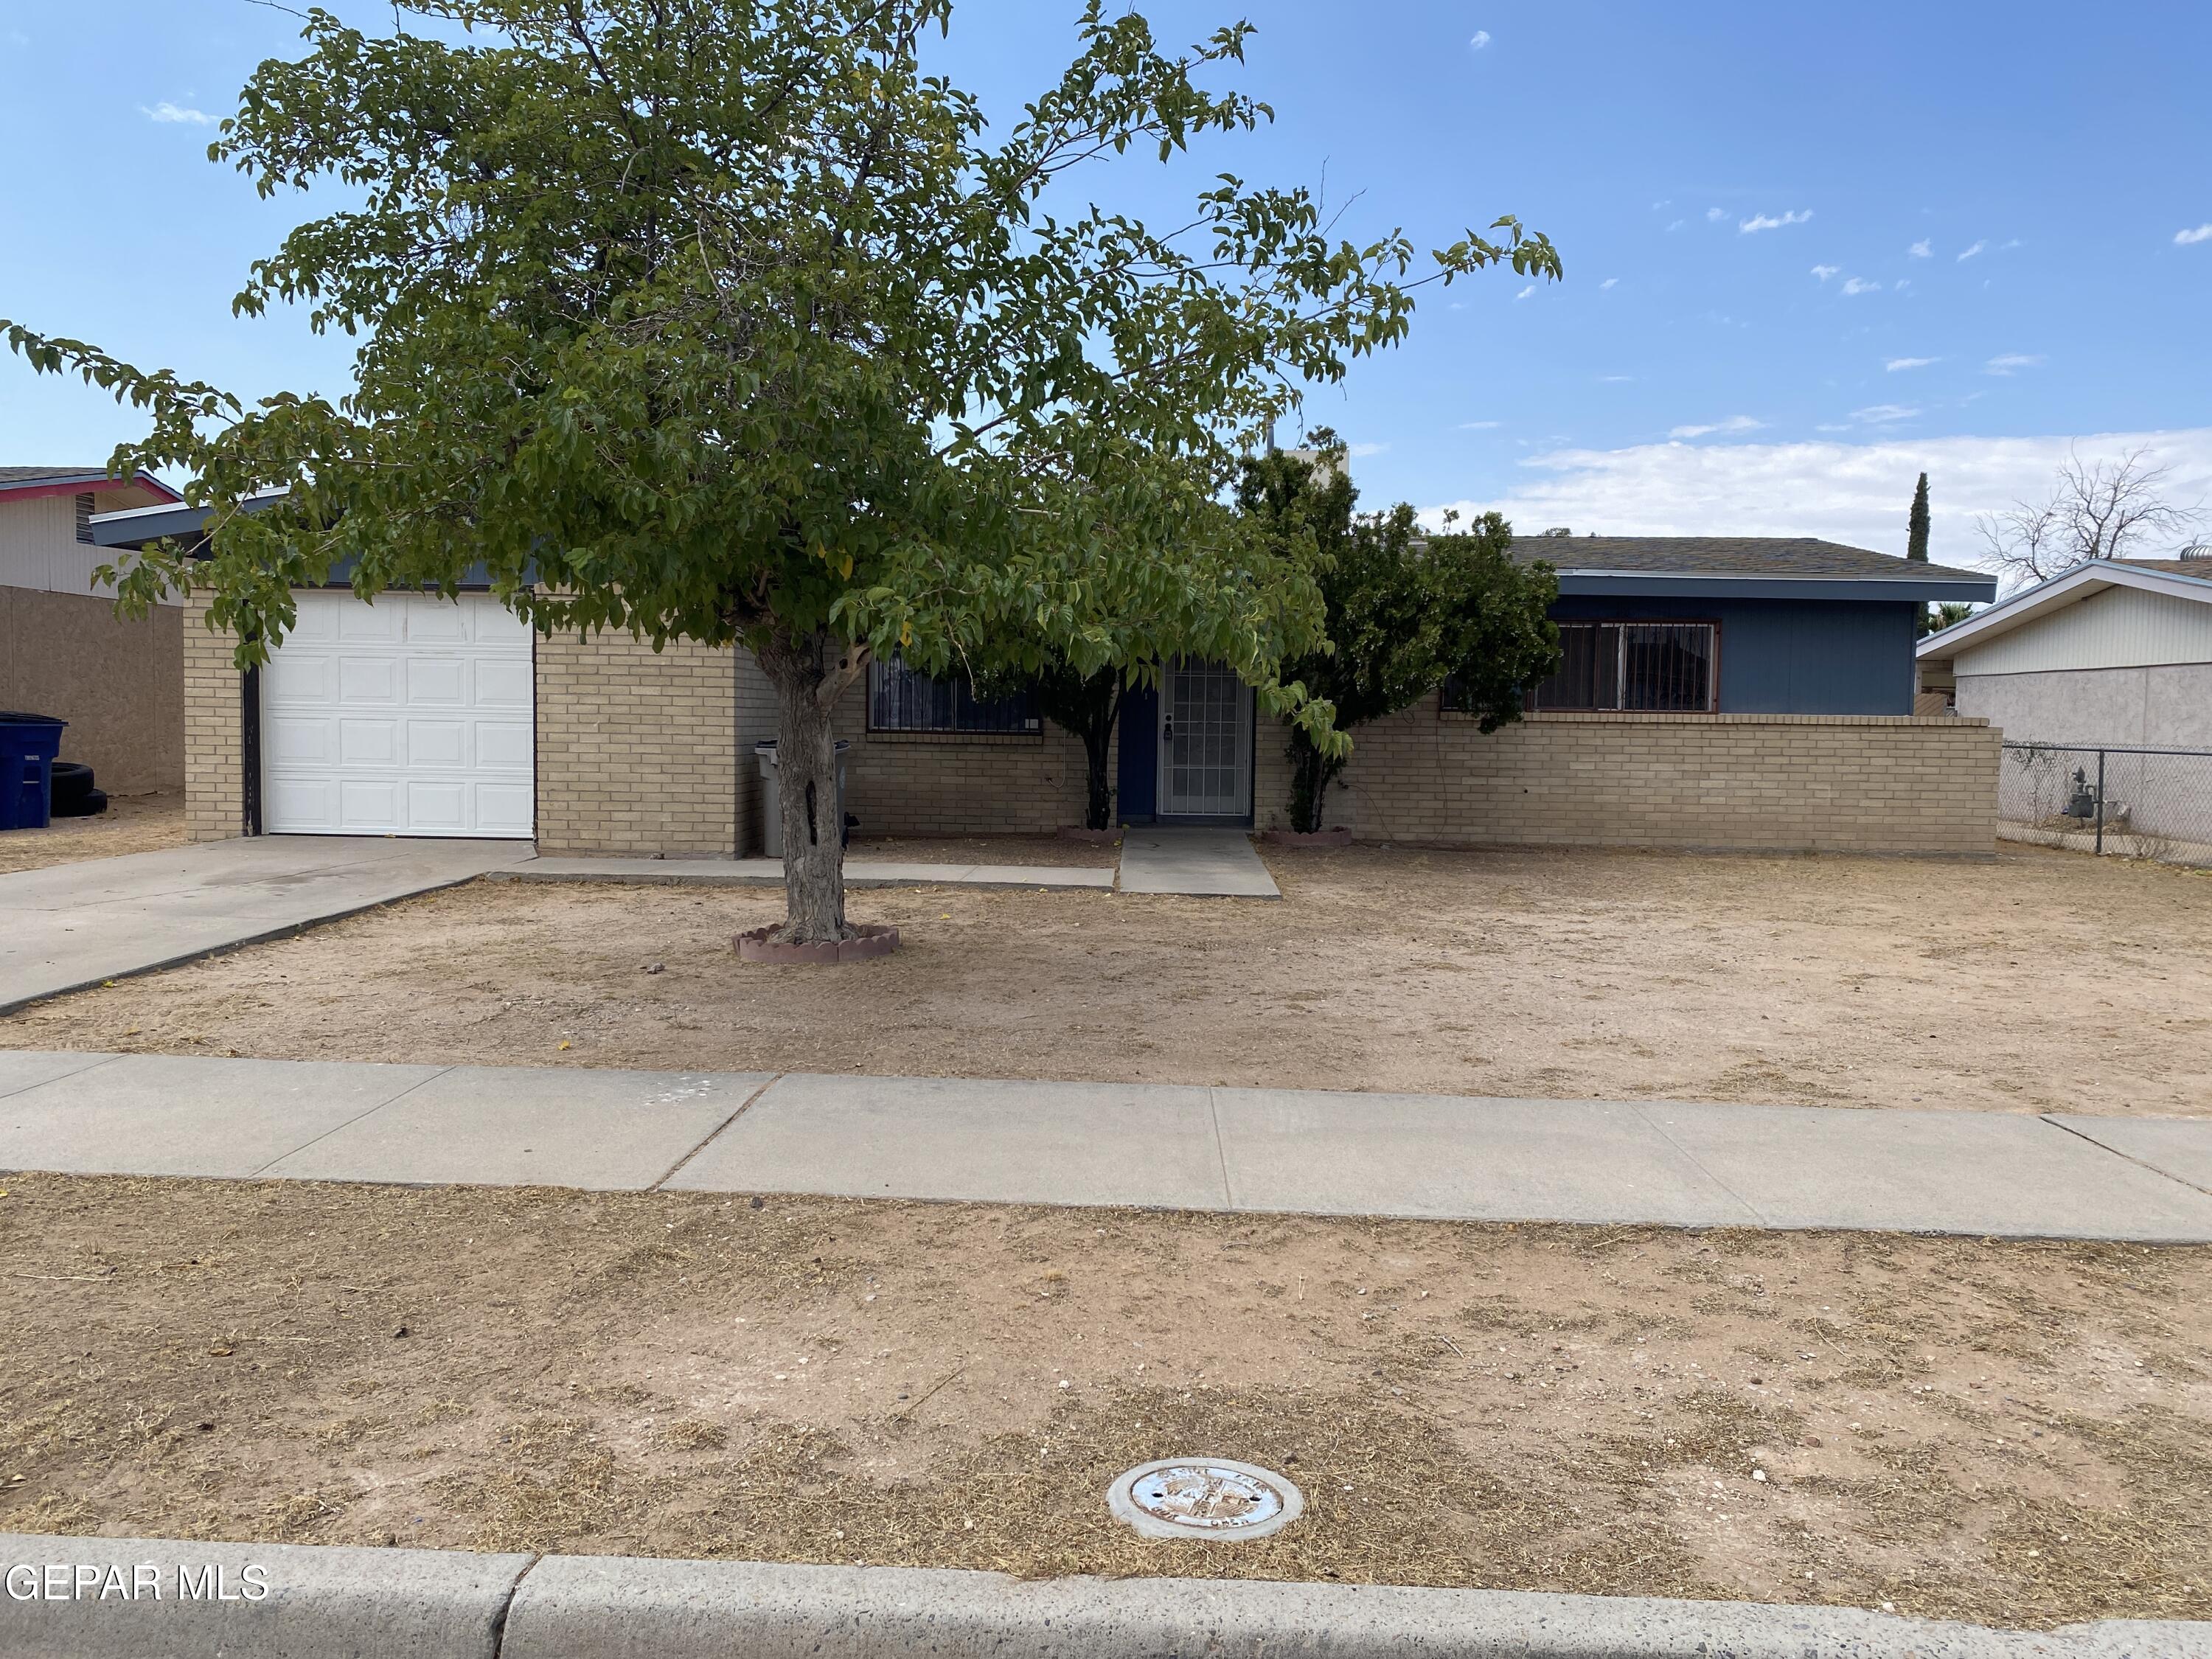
[1240,435,1561,834]
[6,0,1557,940]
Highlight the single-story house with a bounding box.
[0,466,185,795]
[91,505,2003,858]
[1916,555,2212,846]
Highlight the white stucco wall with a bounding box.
[1955,661,2212,749]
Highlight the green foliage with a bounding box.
[3,0,1557,727]
[1239,434,1560,833]
[1918,599,1972,639]
[1908,471,1931,563]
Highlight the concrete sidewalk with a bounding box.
[1117,827,1279,897]
[3,1051,2210,1241]
[0,837,532,1015]
[499,856,1113,891]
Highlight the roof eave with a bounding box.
[1915,559,2212,659]
[1557,570,1997,603]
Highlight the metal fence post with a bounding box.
[2096,749,2106,856]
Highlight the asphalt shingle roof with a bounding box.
[0,466,119,487]
[2113,558,2212,580]
[1508,535,1986,583]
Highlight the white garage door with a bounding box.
[262,592,535,838]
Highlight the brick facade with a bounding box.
[535,630,737,855]
[1253,701,1999,858]
[181,599,1997,858]
[181,593,246,843]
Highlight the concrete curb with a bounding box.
[7,1536,2205,1658]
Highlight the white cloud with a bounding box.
[1810,264,1840,281]
[1985,352,2043,375]
[1907,239,1932,258]
[1468,29,1492,49]
[1599,375,1634,383]
[1347,442,1390,458]
[1419,427,2212,567]
[1514,284,1536,300]
[1840,276,1882,295]
[1956,239,1988,262]
[1457,420,1503,431]
[1669,416,1765,439]
[1665,219,1685,232]
[142,100,214,125]
[1706,206,1728,223]
[1851,404,1919,425]
[1599,276,1618,290]
[1884,356,1937,372]
[1739,209,1813,234]
[2177,223,2212,246]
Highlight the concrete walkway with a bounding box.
[499,856,1113,891]
[506,825,1277,898]
[1116,827,1280,897]
[0,837,531,1014]
[4,1051,2210,1241]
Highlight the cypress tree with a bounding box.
[1907,472,1931,561]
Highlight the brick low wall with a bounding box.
[536,631,737,855]
[181,594,246,843]
[1254,703,2000,858]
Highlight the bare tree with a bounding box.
[1978,448,2205,588]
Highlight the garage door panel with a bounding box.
[265,776,341,834]
[406,720,469,767]
[405,781,469,831]
[337,656,402,705]
[264,594,535,838]
[405,603,468,644]
[405,657,467,706]
[475,658,533,708]
[266,716,338,766]
[336,601,407,643]
[473,784,536,836]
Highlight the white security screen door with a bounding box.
[1158,661,1253,817]
[262,592,535,838]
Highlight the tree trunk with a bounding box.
[1081,717,1116,832]
[757,628,868,944]
[1285,728,1346,835]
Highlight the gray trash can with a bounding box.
[754,739,850,858]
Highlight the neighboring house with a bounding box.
[96,505,2003,858]
[0,466,184,796]
[1917,557,2212,748]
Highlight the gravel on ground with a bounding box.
[1,1174,2205,1630]
[5,843,2206,1117]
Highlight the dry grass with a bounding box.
[6,841,2209,1116]
[3,1174,2210,1626]
[0,791,186,874]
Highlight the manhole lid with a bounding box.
[1107,1458,1304,1540]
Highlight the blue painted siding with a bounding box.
[1548,595,1919,714]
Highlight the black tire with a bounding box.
[52,786,108,819]
[48,762,95,813]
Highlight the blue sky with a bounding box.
[4,1,2208,563]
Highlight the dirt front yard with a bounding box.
[0,790,185,875]
[4,842,2208,1116]
[2,1174,2207,1628]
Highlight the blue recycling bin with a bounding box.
[0,712,67,831]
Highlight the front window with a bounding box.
[867,657,1040,734]
[1528,622,1717,712]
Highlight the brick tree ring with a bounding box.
[733,923,901,966]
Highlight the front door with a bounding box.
[1157,661,1253,818]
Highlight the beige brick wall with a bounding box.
[1254,702,2000,858]
[181,593,246,843]
[535,631,737,855]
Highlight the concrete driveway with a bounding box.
[0,835,530,1013]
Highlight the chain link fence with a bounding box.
[2000,742,2212,866]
